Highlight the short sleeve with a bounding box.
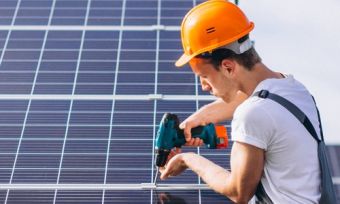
[231,99,275,151]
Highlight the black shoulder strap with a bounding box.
[254,90,322,143]
[311,96,325,141]
[254,90,338,204]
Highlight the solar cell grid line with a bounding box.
[110,99,154,184]
[16,0,53,25]
[160,0,194,26]
[35,31,82,94]
[190,2,204,202]
[329,146,340,178]
[185,1,203,200]
[191,9,204,204]
[0,0,18,26]
[88,0,122,26]
[0,0,20,76]
[52,0,89,26]
[53,0,92,203]
[158,30,197,96]
[149,0,161,202]
[0,1,238,204]
[76,31,118,95]
[0,100,28,187]
[4,0,55,202]
[116,31,157,95]
[101,0,127,203]
[0,31,6,54]
[0,0,205,27]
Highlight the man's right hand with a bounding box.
[179,92,247,147]
[179,115,205,147]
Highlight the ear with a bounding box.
[220,59,236,77]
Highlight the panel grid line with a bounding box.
[150,0,162,202]
[0,25,180,31]
[191,0,203,202]
[52,0,92,203]
[1,183,211,191]
[0,138,154,141]
[4,0,50,202]
[0,167,155,171]
[101,0,127,202]
[0,1,237,203]
[0,124,160,128]
[0,0,21,67]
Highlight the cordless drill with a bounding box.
[155,113,228,167]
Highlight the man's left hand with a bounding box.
[159,153,189,180]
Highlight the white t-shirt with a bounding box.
[232,75,321,204]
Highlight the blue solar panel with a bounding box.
[1,0,338,203]
[0,0,205,27]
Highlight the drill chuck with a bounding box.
[155,149,171,167]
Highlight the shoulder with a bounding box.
[231,97,276,150]
[234,96,274,123]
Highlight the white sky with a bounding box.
[240,0,340,144]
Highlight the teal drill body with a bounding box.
[155,113,226,167]
[156,115,218,149]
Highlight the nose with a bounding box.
[200,77,212,92]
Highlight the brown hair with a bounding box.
[195,36,262,71]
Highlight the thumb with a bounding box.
[160,168,170,180]
[179,122,185,129]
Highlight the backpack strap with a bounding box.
[311,96,324,141]
[253,90,337,203]
[254,90,321,143]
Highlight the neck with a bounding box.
[239,63,282,96]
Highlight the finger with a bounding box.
[166,152,175,163]
[193,138,202,146]
[174,148,182,154]
[168,150,176,158]
[169,148,181,158]
[199,139,204,146]
[179,122,185,130]
[180,122,192,142]
[160,168,170,180]
[185,138,195,146]
[159,166,165,173]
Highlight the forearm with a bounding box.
[195,91,248,124]
[198,98,234,124]
[182,153,239,201]
[161,144,262,203]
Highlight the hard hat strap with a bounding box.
[219,38,253,54]
[196,37,253,59]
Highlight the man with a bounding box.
[159,1,321,203]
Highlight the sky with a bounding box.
[239,0,340,144]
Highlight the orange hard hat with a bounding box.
[175,0,254,67]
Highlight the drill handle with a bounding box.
[177,126,204,141]
[174,125,205,147]
[180,124,228,149]
[190,126,205,137]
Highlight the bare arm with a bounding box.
[181,91,248,145]
[160,142,264,204]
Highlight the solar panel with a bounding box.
[0,0,236,203]
[1,1,338,203]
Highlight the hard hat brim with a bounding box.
[175,53,193,67]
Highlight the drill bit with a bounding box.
[153,167,159,185]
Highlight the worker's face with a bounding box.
[189,58,238,102]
